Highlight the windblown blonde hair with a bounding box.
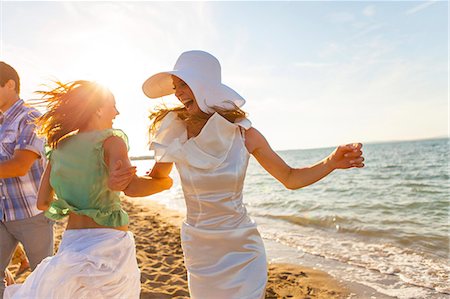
[35,80,113,149]
[149,102,248,137]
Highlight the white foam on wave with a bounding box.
[256,217,450,299]
[361,281,431,299]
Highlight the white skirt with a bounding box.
[5,228,141,299]
[181,222,267,299]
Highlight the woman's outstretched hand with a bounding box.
[108,160,137,191]
[327,143,365,170]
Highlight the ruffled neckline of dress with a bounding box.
[150,112,251,169]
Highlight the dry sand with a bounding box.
[9,196,349,299]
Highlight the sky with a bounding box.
[0,0,448,156]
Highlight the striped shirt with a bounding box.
[0,99,46,222]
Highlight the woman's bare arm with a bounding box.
[245,128,364,190]
[148,162,173,178]
[104,136,173,197]
[37,163,55,210]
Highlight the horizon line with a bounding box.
[128,136,448,159]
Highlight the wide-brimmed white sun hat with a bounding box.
[142,50,245,114]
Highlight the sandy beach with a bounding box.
[9,196,349,299]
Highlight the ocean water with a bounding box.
[132,138,449,299]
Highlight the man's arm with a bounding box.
[1,108,44,179]
[0,150,40,178]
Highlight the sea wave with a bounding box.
[261,213,449,258]
[259,222,450,297]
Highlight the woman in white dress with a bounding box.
[126,51,363,299]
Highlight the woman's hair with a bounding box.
[149,102,247,137]
[35,80,112,148]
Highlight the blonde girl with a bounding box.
[5,81,172,299]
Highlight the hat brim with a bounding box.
[142,70,245,113]
[207,84,245,110]
[142,70,183,99]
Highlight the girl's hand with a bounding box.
[327,143,365,170]
[108,160,137,191]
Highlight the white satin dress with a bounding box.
[4,229,140,299]
[151,112,267,299]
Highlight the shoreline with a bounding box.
[129,196,395,299]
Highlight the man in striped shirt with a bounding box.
[0,62,54,298]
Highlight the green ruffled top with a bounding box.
[45,129,129,227]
